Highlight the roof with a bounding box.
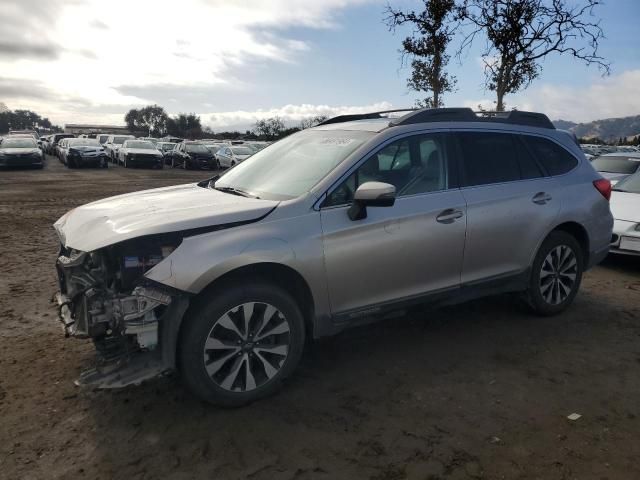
[314,118,392,132]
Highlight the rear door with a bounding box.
[454,131,561,284]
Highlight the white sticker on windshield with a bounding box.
[317,138,355,146]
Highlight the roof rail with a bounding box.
[475,110,555,129]
[390,107,555,129]
[318,109,416,126]
[390,108,478,125]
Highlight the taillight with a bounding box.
[593,178,611,201]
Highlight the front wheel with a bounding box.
[179,282,306,407]
[526,231,583,316]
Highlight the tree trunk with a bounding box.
[496,90,505,112]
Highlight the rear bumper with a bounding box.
[587,244,610,268]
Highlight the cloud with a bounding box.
[463,70,640,122]
[0,0,377,124]
[201,101,394,131]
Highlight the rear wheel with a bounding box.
[179,282,305,407]
[526,231,583,316]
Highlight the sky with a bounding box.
[1,0,639,131]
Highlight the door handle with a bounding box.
[436,208,464,224]
[532,192,552,205]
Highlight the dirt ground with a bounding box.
[1,155,639,480]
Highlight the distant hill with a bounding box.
[553,115,640,141]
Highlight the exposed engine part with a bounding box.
[55,243,180,381]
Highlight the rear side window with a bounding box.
[457,132,522,186]
[522,135,578,176]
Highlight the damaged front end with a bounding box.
[55,236,190,388]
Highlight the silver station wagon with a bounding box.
[54,108,613,406]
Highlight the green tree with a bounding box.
[124,105,169,136]
[253,117,286,140]
[386,0,458,108]
[458,0,609,111]
[167,113,203,139]
[299,115,329,129]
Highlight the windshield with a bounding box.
[98,135,110,143]
[124,141,155,149]
[231,147,253,156]
[1,138,37,148]
[160,143,175,151]
[185,144,209,153]
[215,129,373,199]
[613,172,640,193]
[68,139,100,147]
[113,136,131,144]
[592,156,640,174]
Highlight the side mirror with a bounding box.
[348,181,396,221]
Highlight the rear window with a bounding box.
[68,139,100,146]
[522,136,578,176]
[591,156,640,175]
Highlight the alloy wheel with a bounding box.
[203,302,291,392]
[539,245,578,305]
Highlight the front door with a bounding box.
[320,132,467,315]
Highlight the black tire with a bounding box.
[67,158,76,168]
[179,282,306,407]
[526,231,583,316]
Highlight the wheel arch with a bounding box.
[550,221,590,266]
[182,262,316,343]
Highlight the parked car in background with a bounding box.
[104,135,135,162]
[170,141,218,169]
[215,145,253,168]
[118,140,164,169]
[245,142,269,154]
[138,137,159,145]
[96,134,111,145]
[53,107,613,406]
[49,133,75,155]
[609,172,640,256]
[591,153,640,185]
[200,141,229,155]
[40,135,51,152]
[0,137,44,168]
[56,137,73,160]
[157,142,177,162]
[62,138,109,168]
[8,129,39,140]
[160,136,183,144]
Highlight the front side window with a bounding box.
[324,133,451,207]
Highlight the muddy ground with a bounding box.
[0,155,639,480]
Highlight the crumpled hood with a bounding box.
[54,183,278,251]
[610,191,640,223]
